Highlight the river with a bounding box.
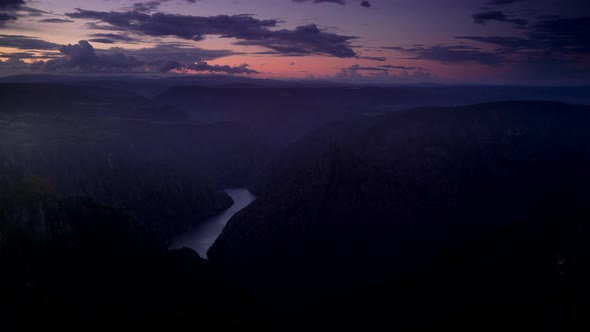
[170,188,256,258]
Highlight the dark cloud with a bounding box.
[130,0,201,12]
[336,64,433,83]
[233,24,357,57]
[434,13,589,82]
[30,40,257,75]
[292,0,372,7]
[0,0,24,9]
[473,11,528,25]
[392,45,504,66]
[0,34,60,49]
[0,12,16,26]
[66,9,278,41]
[39,18,74,23]
[528,16,590,54]
[380,64,426,70]
[358,56,386,61]
[0,0,21,27]
[0,50,60,59]
[456,35,531,51]
[179,62,257,74]
[292,0,346,5]
[66,9,358,58]
[132,45,236,62]
[42,40,143,71]
[19,5,45,17]
[0,1,50,27]
[0,57,28,75]
[346,64,388,71]
[377,10,588,83]
[0,33,244,75]
[112,44,239,63]
[88,38,120,44]
[485,0,523,5]
[88,33,138,44]
[458,16,590,56]
[132,1,162,13]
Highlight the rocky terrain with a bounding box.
[209,101,590,328]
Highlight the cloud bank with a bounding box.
[44,40,257,74]
[66,9,358,58]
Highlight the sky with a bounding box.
[0,0,588,84]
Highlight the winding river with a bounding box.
[170,189,256,258]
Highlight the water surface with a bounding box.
[171,189,255,258]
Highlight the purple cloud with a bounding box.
[66,9,358,57]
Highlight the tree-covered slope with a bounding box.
[209,101,590,328]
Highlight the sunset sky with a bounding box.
[0,0,588,83]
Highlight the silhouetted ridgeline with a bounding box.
[0,83,188,120]
[157,85,590,143]
[209,101,590,329]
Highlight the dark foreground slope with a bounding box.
[0,168,261,329]
[209,101,590,329]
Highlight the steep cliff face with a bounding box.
[0,109,273,240]
[0,169,262,328]
[208,102,590,326]
[0,169,156,255]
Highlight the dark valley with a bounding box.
[1,0,589,330]
[2,80,590,329]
